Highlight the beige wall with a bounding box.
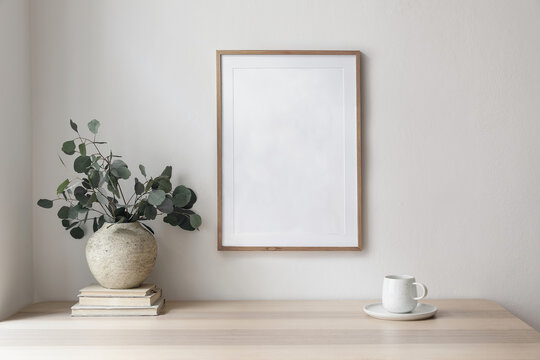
[0,0,33,319]
[30,0,540,329]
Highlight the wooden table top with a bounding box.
[1,299,539,359]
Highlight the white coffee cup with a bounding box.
[382,275,428,313]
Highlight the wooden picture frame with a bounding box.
[217,50,361,251]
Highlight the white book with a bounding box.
[71,298,165,317]
[79,283,157,297]
[78,288,162,307]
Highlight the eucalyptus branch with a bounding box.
[125,192,137,206]
[37,119,201,239]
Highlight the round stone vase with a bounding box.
[86,222,157,289]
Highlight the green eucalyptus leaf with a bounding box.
[134,178,144,195]
[105,173,119,194]
[111,159,128,169]
[139,164,146,177]
[184,189,197,209]
[172,186,191,207]
[68,206,79,219]
[177,214,196,231]
[147,189,166,206]
[110,160,131,179]
[151,176,172,192]
[106,172,118,185]
[163,213,179,226]
[92,218,98,232]
[88,119,100,134]
[96,192,109,208]
[106,182,120,198]
[136,200,148,214]
[144,205,157,220]
[189,213,202,229]
[70,227,84,239]
[70,119,78,132]
[112,166,131,179]
[57,206,70,219]
[62,219,70,228]
[79,143,86,156]
[74,156,91,173]
[98,171,105,186]
[161,179,172,193]
[107,184,119,198]
[74,186,87,203]
[56,179,70,194]
[161,166,172,179]
[88,169,100,187]
[157,197,173,214]
[103,214,114,223]
[37,199,53,208]
[62,140,76,155]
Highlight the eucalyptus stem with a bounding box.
[117,183,128,209]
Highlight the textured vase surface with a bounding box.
[86,222,157,289]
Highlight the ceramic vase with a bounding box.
[85,222,157,289]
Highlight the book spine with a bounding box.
[79,289,162,307]
[78,297,152,307]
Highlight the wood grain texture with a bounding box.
[1,300,539,359]
[216,50,362,251]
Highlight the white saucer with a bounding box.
[363,303,437,321]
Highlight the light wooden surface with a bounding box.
[1,300,539,359]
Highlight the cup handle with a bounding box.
[412,282,428,300]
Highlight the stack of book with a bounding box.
[71,283,165,316]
